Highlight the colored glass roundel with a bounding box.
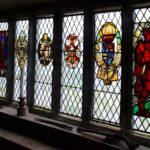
[0,31,8,76]
[133,23,150,117]
[95,22,121,85]
[64,34,81,69]
[38,33,52,66]
[16,30,28,68]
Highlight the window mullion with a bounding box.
[120,5,133,134]
[82,8,94,124]
[51,10,62,117]
[6,19,15,104]
[27,17,36,111]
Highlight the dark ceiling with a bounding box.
[0,0,149,12]
[0,0,55,10]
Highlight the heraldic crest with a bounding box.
[95,22,121,85]
[16,30,28,68]
[38,33,53,67]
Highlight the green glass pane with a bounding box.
[132,105,139,114]
[145,102,150,111]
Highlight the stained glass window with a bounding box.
[93,11,122,125]
[13,20,29,101]
[0,22,8,98]
[132,8,150,132]
[34,18,53,109]
[60,14,84,117]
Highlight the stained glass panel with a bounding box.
[34,18,53,109]
[60,15,84,117]
[132,8,150,133]
[93,11,122,125]
[0,22,8,98]
[13,20,29,101]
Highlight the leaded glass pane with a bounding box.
[60,15,84,117]
[132,8,150,133]
[93,11,122,125]
[34,18,53,109]
[13,20,29,101]
[0,22,8,98]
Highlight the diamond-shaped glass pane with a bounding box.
[34,18,53,109]
[132,8,150,133]
[0,22,8,98]
[13,20,29,101]
[0,23,8,31]
[93,12,122,125]
[60,15,84,117]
